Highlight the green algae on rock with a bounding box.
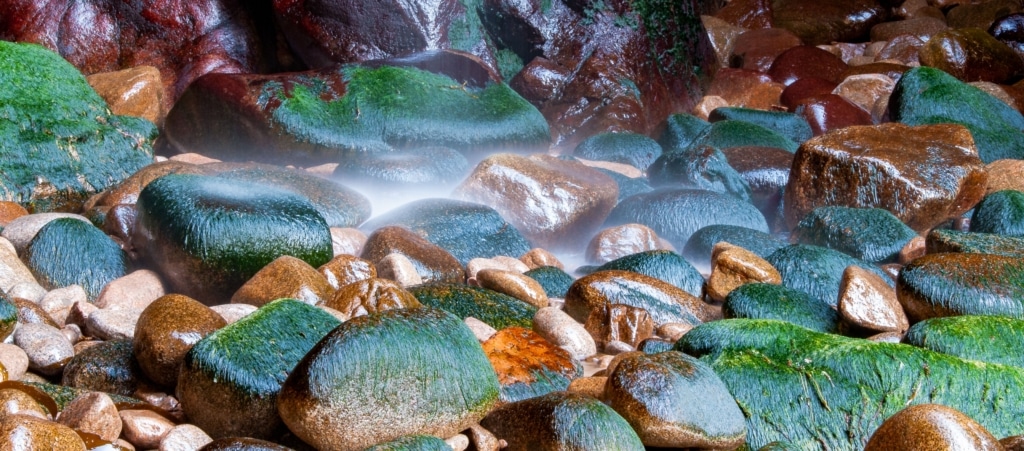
[480,391,645,451]
[905,315,1024,368]
[767,244,893,309]
[0,294,15,342]
[524,266,576,299]
[24,218,128,301]
[177,299,342,439]
[278,308,499,451]
[362,435,452,451]
[926,229,1024,257]
[897,253,1024,322]
[573,132,664,171]
[970,190,1024,237]
[792,206,918,262]
[61,340,141,398]
[483,327,581,404]
[0,41,156,213]
[606,351,746,449]
[408,283,537,330]
[708,107,813,144]
[591,250,705,299]
[675,319,1024,449]
[647,144,753,202]
[724,283,840,333]
[700,120,799,153]
[133,174,333,305]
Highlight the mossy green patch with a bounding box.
[659,113,712,151]
[709,107,813,144]
[926,229,1024,257]
[897,253,1024,318]
[724,283,839,333]
[702,120,799,153]
[676,319,1024,449]
[593,250,704,299]
[0,41,156,212]
[0,294,15,342]
[25,218,128,301]
[22,382,141,412]
[409,283,537,329]
[524,266,575,299]
[905,315,1024,368]
[792,206,917,262]
[363,435,452,451]
[971,190,1024,237]
[767,244,892,308]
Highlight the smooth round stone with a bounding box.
[920,28,1024,84]
[702,15,745,69]
[61,340,140,397]
[199,436,295,450]
[57,392,121,442]
[605,188,768,251]
[361,435,452,451]
[480,391,644,451]
[794,93,874,136]
[133,294,226,388]
[768,45,849,86]
[682,224,787,271]
[724,282,839,333]
[24,218,128,301]
[573,132,663,171]
[768,244,892,309]
[0,237,36,295]
[991,13,1024,56]
[318,254,376,290]
[475,269,548,309]
[160,424,213,451]
[864,404,1001,451]
[606,351,745,449]
[564,270,714,328]
[322,277,423,320]
[0,202,28,227]
[483,326,580,403]
[120,409,175,449]
[13,323,73,376]
[209,303,256,325]
[360,226,464,284]
[648,145,752,201]
[0,414,86,449]
[715,0,772,28]
[905,315,1024,368]
[926,229,1024,258]
[375,253,423,287]
[330,146,469,194]
[780,77,838,110]
[523,266,575,299]
[533,307,597,361]
[0,213,90,255]
[85,308,143,341]
[177,299,341,439]
[772,0,890,45]
[454,154,618,251]
[730,28,804,73]
[870,15,948,42]
[898,253,1024,322]
[10,297,59,329]
[832,73,896,115]
[88,160,209,210]
[970,190,1024,236]
[792,206,918,262]
[94,269,165,311]
[589,250,705,299]
[838,266,908,334]
[0,343,30,381]
[408,283,537,330]
[708,107,813,144]
[230,255,335,307]
[520,248,563,270]
[585,224,663,265]
[464,317,497,343]
[278,308,500,451]
[707,243,782,303]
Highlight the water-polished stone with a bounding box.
[480,392,643,451]
[926,229,1024,258]
[897,253,1024,322]
[920,28,1024,84]
[585,224,665,265]
[86,66,165,126]
[565,270,715,328]
[838,266,908,334]
[322,277,423,320]
[792,206,918,262]
[583,304,655,350]
[730,28,803,73]
[475,269,548,309]
[230,255,335,307]
[864,404,1002,451]
[0,414,86,450]
[483,326,580,403]
[794,94,874,136]
[361,226,464,284]
[133,294,226,388]
[707,242,781,303]
[768,45,849,87]
[706,68,785,111]
[772,0,891,45]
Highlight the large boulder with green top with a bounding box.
[278,308,500,451]
[132,174,333,305]
[24,218,128,301]
[723,283,839,333]
[177,299,342,440]
[708,107,813,144]
[970,189,1024,237]
[791,206,918,262]
[0,41,156,212]
[905,315,1024,368]
[897,252,1024,322]
[675,319,1024,449]
[926,229,1024,258]
[408,283,537,330]
[163,52,549,166]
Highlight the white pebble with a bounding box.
[159,424,212,451]
[13,322,74,376]
[87,308,143,340]
[532,307,596,361]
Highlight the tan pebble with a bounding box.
[583,354,615,377]
[318,254,376,290]
[116,438,136,451]
[304,162,338,177]
[376,253,424,287]
[38,285,87,326]
[86,308,143,340]
[838,266,909,334]
[57,392,121,442]
[865,404,1001,451]
[867,331,904,343]
[13,323,74,376]
[209,303,256,325]
[832,74,896,113]
[657,322,693,341]
[119,409,175,449]
[446,434,470,451]
[693,95,730,121]
[94,270,166,311]
[0,414,86,449]
[585,224,662,265]
[65,301,99,331]
[159,424,213,451]
[230,255,335,307]
[1,213,91,255]
[322,277,422,320]
[131,388,185,424]
[492,256,530,273]
[8,282,46,303]
[519,248,563,270]
[0,343,30,381]
[476,269,548,308]
[566,376,608,400]
[984,159,1024,195]
[464,317,497,342]
[169,152,221,164]
[60,325,82,345]
[466,424,503,451]
[72,340,103,355]
[86,66,164,125]
[899,236,927,265]
[466,258,508,279]
[0,388,50,419]
[604,340,636,355]
[329,227,367,257]
[707,242,781,302]
[133,294,226,388]
[532,307,596,361]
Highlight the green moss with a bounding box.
[0,294,15,342]
[363,435,451,451]
[905,315,1024,368]
[25,218,128,301]
[631,0,709,84]
[709,107,813,144]
[767,244,892,308]
[658,113,711,151]
[724,283,839,333]
[701,120,799,153]
[23,382,141,412]
[524,266,576,299]
[676,319,1024,448]
[971,190,1024,237]
[926,229,1024,257]
[792,206,917,262]
[648,144,753,201]
[594,250,704,298]
[409,283,537,329]
[897,253,1024,318]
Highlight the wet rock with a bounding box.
[532,307,596,361]
[163,56,549,166]
[706,68,785,111]
[772,0,890,45]
[520,248,563,270]
[768,45,848,87]
[832,74,896,116]
[132,174,333,305]
[780,77,838,110]
[682,225,787,270]
[792,206,918,262]
[724,282,839,333]
[721,146,791,228]
[565,270,713,329]
[919,28,1024,84]
[696,119,800,153]
[708,107,813,144]
[161,424,213,451]
[947,0,1023,30]
[926,229,1024,258]
[329,227,367,257]
[322,278,423,321]
[606,351,745,448]
[864,404,1002,451]
[590,250,705,299]
[897,253,1024,322]
[647,144,752,201]
[278,308,499,451]
[361,198,531,266]
[57,392,121,442]
[408,283,537,330]
[523,266,575,299]
[177,299,341,439]
[23,218,127,301]
[707,243,781,303]
[971,190,1024,237]
[361,226,464,284]
[605,188,768,251]
[838,266,908,334]
[795,93,874,136]
[11,296,58,329]
[890,66,1024,162]
[331,146,469,199]
[573,132,663,172]
[0,42,156,213]
[120,409,175,450]
[230,255,335,307]
[483,326,580,403]
[0,202,28,227]
[0,295,15,342]
[702,15,746,69]
[584,304,655,349]
[0,414,86,449]
[0,344,30,381]
[870,16,948,42]
[93,270,165,312]
[585,224,664,265]
[730,28,803,73]
[767,244,893,309]
[133,294,226,388]
[85,308,142,341]
[61,340,140,397]
[0,388,49,418]
[199,437,295,451]
[86,66,164,126]
[13,323,74,377]
[480,391,643,451]
[905,315,1024,368]
[475,269,548,309]
[363,435,452,451]
[318,255,376,290]
[455,154,618,251]
[784,123,988,232]
[990,13,1024,58]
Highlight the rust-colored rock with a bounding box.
[482,326,579,401]
[0,414,86,450]
[583,303,655,349]
[321,277,422,320]
[920,27,1024,84]
[715,0,773,29]
[132,294,226,388]
[985,158,1024,195]
[838,266,908,334]
[865,404,1002,451]
[564,270,715,328]
[0,202,28,227]
[707,242,781,303]
[707,68,785,110]
[230,255,335,307]
[86,66,165,126]
[730,28,802,73]
[318,254,377,290]
[360,226,464,284]
[768,45,849,87]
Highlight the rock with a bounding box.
[330,227,367,257]
[10,296,58,329]
[532,307,597,362]
[455,154,617,251]
[160,424,213,451]
[605,188,768,251]
[209,304,257,325]
[480,391,644,451]
[0,42,156,213]
[0,414,86,449]
[584,304,656,349]
[676,319,1024,449]
[926,229,1024,258]
[163,55,549,165]
[573,132,663,172]
[832,73,896,116]
[57,392,121,442]
[794,93,875,136]
[376,254,425,287]
[94,270,166,311]
[716,0,773,29]
[361,198,531,266]
[585,224,665,265]
[839,266,908,334]
[0,387,49,418]
[0,295,15,342]
[767,244,893,309]
[905,315,1024,368]
[61,340,140,397]
[919,28,1024,84]
[520,248,563,270]
[199,437,295,451]
[318,254,376,290]
[133,294,226,388]
[682,225,788,270]
[362,435,452,451]
[330,146,470,199]
[606,351,746,449]
[230,255,335,307]
[897,253,1024,321]
[408,283,537,330]
[768,45,848,86]
[0,202,28,227]
[322,277,423,320]
[120,409,175,450]
[475,269,548,309]
[647,144,752,201]
[707,242,782,303]
[85,308,143,341]
[784,123,988,232]
[772,0,890,45]
[864,404,1002,451]
[948,0,1023,31]
[991,12,1024,60]
[483,326,580,403]
[870,16,948,41]
[890,66,1024,162]
[971,190,1024,236]
[780,77,838,110]
[698,119,801,153]
[361,226,464,284]
[523,266,575,299]
[724,282,839,333]
[13,323,73,376]
[278,308,500,451]
[86,66,164,126]
[730,28,803,73]
[792,206,919,262]
[702,15,746,68]
[986,159,1024,195]
[465,317,498,343]
[708,107,813,144]
[564,270,714,328]
[22,218,127,301]
[177,299,341,439]
[132,174,333,305]
[0,344,30,381]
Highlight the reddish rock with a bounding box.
[482,327,580,402]
[730,28,802,73]
[865,404,1002,451]
[780,77,838,111]
[768,45,849,87]
[920,27,1024,84]
[707,68,785,111]
[795,94,874,136]
[583,303,655,349]
[876,34,926,66]
[0,202,28,227]
[133,294,226,388]
[322,277,423,320]
[86,66,165,126]
[870,15,948,42]
[772,0,891,45]
[230,255,335,307]
[360,226,464,284]
[715,0,773,29]
[318,254,377,290]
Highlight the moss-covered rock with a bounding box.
[971,190,1024,237]
[483,327,581,403]
[591,250,704,299]
[408,283,537,330]
[767,244,893,308]
[573,132,663,171]
[177,299,342,439]
[60,340,141,397]
[897,253,1024,321]
[701,120,799,153]
[708,107,813,144]
[524,266,576,299]
[597,169,655,202]
[724,283,839,333]
[133,174,333,305]
[792,206,918,262]
[0,294,16,342]
[362,435,451,451]
[658,113,712,152]
[905,315,1024,368]
[925,229,1024,257]
[0,41,156,213]
[681,224,788,270]
[24,218,128,301]
[676,319,1024,449]
[480,391,644,451]
[890,66,1024,162]
[647,145,752,201]
[278,308,499,451]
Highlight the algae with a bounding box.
[25,218,128,301]
[905,315,1024,368]
[409,283,537,329]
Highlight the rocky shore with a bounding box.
[2,0,1024,450]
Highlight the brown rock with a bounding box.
[701,15,746,68]
[482,327,580,400]
[519,248,564,271]
[876,35,926,67]
[329,227,367,257]
[784,123,988,232]
[707,68,785,110]
[985,159,1024,195]
[361,226,463,284]
[89,161,207,210]
[564,270,715,328]
[0,414,86,450]
[899,236,927,265]
[566,376,608,399]
[375,253,425,287]
[57,392,121,442]
[585,224,663,265]
[838,266,909,334]
[730,27,802,73]
[321,277,423,320]
[970,81,1019,111]
[160,424,212,451]
[230,255,335,307]
[455,154,618,251]
[317,254,376,290]
[780,76,838,110]
[715,0,773,29]
[11,297,59,329]
[465,424,503,451]
[947,0,1022,30]
[86,66,164,125]
[870,16,948,42]
[707,242,781,303]
[1003,435,1024,451]
[772,0,890,45]
[133,294,226,388]
[94,270,166,311]
[583,304,655,349]
[692,95,730,121]
[119,409,175,450]
[475,269,548,309]
[0,388,50,419]
[0,202,28,227]
[796,93,874,136]
[920,28,1024,84]
[864,404,1002,451]
[768,45,849,87]
[832,74,896,114]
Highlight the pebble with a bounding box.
[120,409,176,449]
[94,269,166,310]
[318,254,376,290]
[585,224,664,265]
[519,248,563,270]
[0,212,91,255]
[532,307,597,361]
[0,388,50,419]
[133,294,226,388]
[160,424,213,451]
[208,303,256,325]
[329,227,367,257]
[464,317,497,342]
[38,285,87,326]
[13,323,74,376]
[57,392,121,442]
[375,252,425,287]
[230,255,335,307]
[0,343,30,381]
[475,269,548,308]
[838,266,909,334]
[0,414,86,449]
[86,308,143,341]
[707,242,782,303]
